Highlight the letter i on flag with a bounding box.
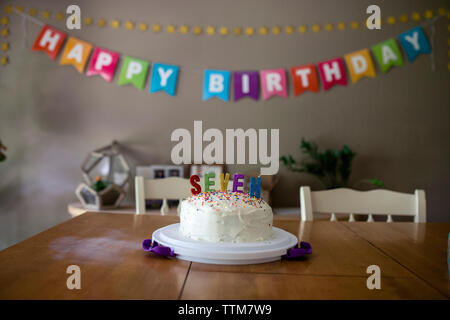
[32,25,67,60]
[118,56,150,90]
[260,69,287,100]
[317,58,347,91]
[398,26,431,62]
[203,70,230,101]
[344,49,376,84]
[149,63,179,96]
[86,47,120,83]
[290,64,319,96]
[371,38,403,73]
[233,71,259,101]
[59,37,93,73]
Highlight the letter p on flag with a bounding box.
[32,25,67,60]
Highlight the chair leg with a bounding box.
[348,213,355,222]
[161,199,169,216]
[386,214,393,223]
[330,213,337,221]
[367,214,374,222]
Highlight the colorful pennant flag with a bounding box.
[59,37,92,73]
[118,56,149,90]
[32,25,66,60]
[371,38,404,73]
[149,63,179,96]
[233,71,259,101]
[86,47,120,83]
[290,64,319,96]
[29,21,433,101]
[317,57,347,91]
[398,26,431,62]
[203,69,230,101]
[344,49,376,84]
[260,69,287,100]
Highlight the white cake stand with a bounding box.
[152,223,298,265]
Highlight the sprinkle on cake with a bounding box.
[187,191,265,210]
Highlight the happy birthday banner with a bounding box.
[31,23,432,101]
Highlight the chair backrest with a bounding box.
[299,187,426,223]
[135,176,192,215]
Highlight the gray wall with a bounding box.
[1,0,449,249]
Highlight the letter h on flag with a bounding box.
[32,25,67,60]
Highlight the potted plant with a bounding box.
[280,138,383,189]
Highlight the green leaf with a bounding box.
[370,178,384,188]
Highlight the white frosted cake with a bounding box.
[179,191,273,243]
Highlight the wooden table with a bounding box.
[0,212,448,299]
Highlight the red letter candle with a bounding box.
[189,174,201,195]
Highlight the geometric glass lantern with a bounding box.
[75,141,130,210]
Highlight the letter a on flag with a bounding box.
[371,38,404,73]
[59,37,93,73]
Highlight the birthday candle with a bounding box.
[219,173,230,192]
[204,172,215,192]
[232,174,244,193]
[249,176,261,198]
[189,174,201,195]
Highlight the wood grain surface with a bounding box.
[0,212,448,299]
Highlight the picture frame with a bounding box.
[135,165,184,179]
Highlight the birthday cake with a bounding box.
[179,191,273,243]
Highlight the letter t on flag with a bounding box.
[32,25,67,60]
[290,64,319,96]
[203,69,230,101]
[149,63,179,96]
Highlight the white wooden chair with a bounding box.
[135,176,192,215]
[299,187,426,223]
